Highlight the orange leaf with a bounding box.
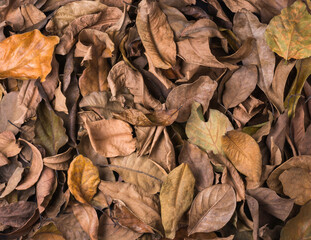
[0,29,59,81]
[68,155,100,204]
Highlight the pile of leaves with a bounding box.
[0,0,311,239]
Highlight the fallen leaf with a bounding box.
[54,82,68,114]
[16,139,43,190]
[265,0,311,60]
[166,76,217,122]
[0,131,21,158]
[280,200,311,240]
[222,65,258,109]
[84,117,136,158]
[34,101,68,156]
[222,0,259,13]
[110,152,167,194]
[0,166,24,198]
[160,163,195,239]
[31,222,65,240]
[222,130,262,189]
[178,141,214,191]
[43,147,74,170]
[188,184,236,235]
[67,155,100,204]
[136,0,176,69]
[72,202,99,240]
[186,102,233,155]
[0,30,59,81]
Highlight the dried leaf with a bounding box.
[186,102,233,155]
[136,0,176,69]
[68,155,100,204]
[0,30,59,81]
[34,101,68,156]
[0,167,24,198]
[84,117,136,158]
[31,222,65,240]
[166,76,217,122]
[160,163,195,239]
[16,139,44,190]
[222,0,259,13]
[54,82,68,114]
[110,152,167,194]
[265,0,311,60]
[0,131,21,158]
[222,130,262,189]
[43,148,74,170]
[188,184,236,235]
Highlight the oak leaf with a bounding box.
[67,155,100,204]
[0,30,59,82]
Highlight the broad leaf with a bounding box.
[160,163,195,239]
[68,155,100,204]
[0,30,59,82]
[265,0,311,60]
[186,102,233,155]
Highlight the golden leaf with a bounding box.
[0,29,59,82]
[68,155,100,204]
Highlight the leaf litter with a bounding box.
[0,0,311,239]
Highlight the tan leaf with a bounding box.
[72,202,99,240]
[16,139,44,190]
[110,152,167,194]
[186,102,233,155]
[222,0,259,13]
[67,155,100,204]
[98,181,162,233]
[0,30,59,82]
[0,131,21,158]
[31,222,65,240]
[36,167,57,213]
[166,76,217,122]
[84,117,136,158]
[43,148,74,171]
[136,0,176,69]
[0,167,24,198]
[221,130,262,189]
[54,82,68,114]
[222,65,258,109]
[188,184,236,235]
[160,163,195,239]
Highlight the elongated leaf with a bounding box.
[222,130,262,189]
[68,155,100,204]
[280,200,311,240]
[188,184,236,235]
[110,153,167,194]
[34,101,68,156]
[160,163,195,239]
[136,0,176,69]
[186,102,233,155]
[0,30,59,82]
[265,0,311,60]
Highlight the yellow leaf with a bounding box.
[160,163,195,239]
[0,29,59,82]
[221,130,262,189]
[68,155,100,204]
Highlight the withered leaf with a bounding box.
[265,0,311,60]
[160,163,195,239]
[188,184,236,235]
[110,152,167,194]
[0,166,23,198]
[34,101,68,156]
[0,30,59,82]
[31,222,65,240]
[186,102,233,155]
[68,155,100,204]
[84,117,136,158]
[0,131,21,159]
[136,0,176,69]
[166,76,217,122]
[43,147,73,170]
[222,130,262,189]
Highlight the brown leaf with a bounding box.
[0,201,37,228]
[84,117,136,158]
[43,148,74,170]
[188,184,236,235]
[222,65,258,109]
[54,82,68,114]
[16,139,44,190]
[68,155,100,204]
[31,222,65,240]
[0,30,59,81]
[20,4,46,30]
[0,131,21,159]
[222,130,262,189]
[178,141,214,191]
[136,0,176,69]
[72,202,99,240]
[166,76,217,122]
[0,166,24,198]
[110,152,167,194]
[222,0,259,13]
[160,163,195,239]
[36,167,57,213]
